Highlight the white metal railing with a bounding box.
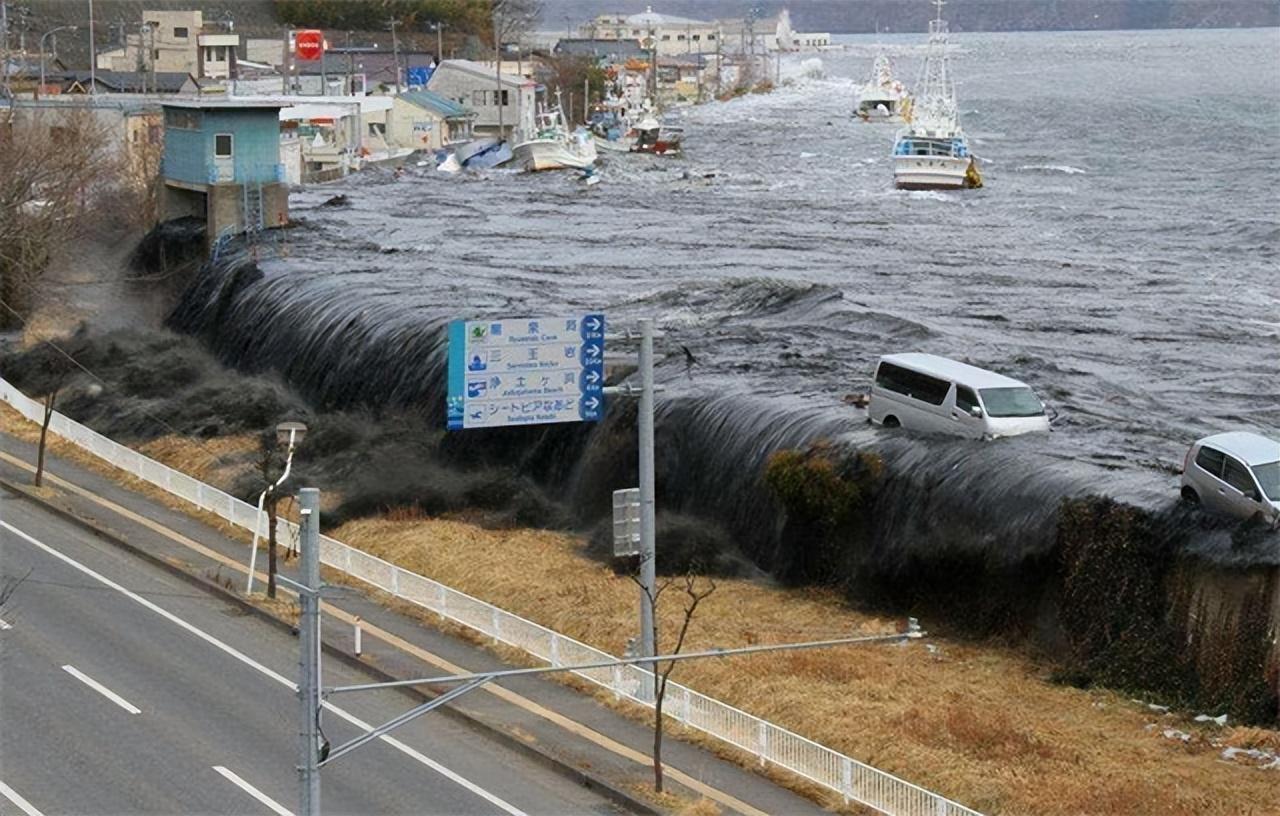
[0,376,981,816]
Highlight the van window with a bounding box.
[1195,446,1225,477]
[875,362,949,406]
[979,387,1043,418]
[955,385,979,413]
[1223,457,1258,496]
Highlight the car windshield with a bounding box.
[979,387,1044,418]
[1251,461,1280,501]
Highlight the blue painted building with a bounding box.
[159,99,290,240]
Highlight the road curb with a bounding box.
[0,477,662,816]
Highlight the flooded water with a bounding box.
[171,28,1280,570]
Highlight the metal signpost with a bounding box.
[447,314,605,430]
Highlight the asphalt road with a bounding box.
[0,493,623,816]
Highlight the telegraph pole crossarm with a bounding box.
[327,626,925,697]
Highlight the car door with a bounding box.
[950,384,985,439]
[1221,456,1265,520]
[1192,446,1229,514]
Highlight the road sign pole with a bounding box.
[298,487,321,816]
[637,318,656,700]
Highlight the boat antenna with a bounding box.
[933,0,946,25]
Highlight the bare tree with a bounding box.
[630,568,717,793]
[253,431,287,599]
[490,0,542,140]
[29,347,75,488]
[0,108,120,330]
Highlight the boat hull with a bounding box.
[593,134,635,153]
[893,155,979,190]
[512,138,598,172]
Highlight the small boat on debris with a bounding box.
[590,98,683,156]
[854,54,912,123]
[512,103,598,172]
[891,1,983,190]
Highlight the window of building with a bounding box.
[214,133,233,158]
[164,108,200,129]
[174,26,188,39]
[153,48,160,60]
[692,34,700,41]
[472,90,486,105]
[492,90,508,106]
[631,28,640,35]
[707,33,716,40]
[677,34,685,40]
[661,34,670,41]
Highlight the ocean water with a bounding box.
[174,28,1280,541]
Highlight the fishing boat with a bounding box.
[891,0,983,190]
[590,99,683,156]
[512,102,598,172]
[854,54,912,123]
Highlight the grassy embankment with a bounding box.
[2,405,1277,816]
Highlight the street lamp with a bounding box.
[246,421,307,594]
[38,25,78,99]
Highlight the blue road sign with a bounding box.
[447,314,605,430]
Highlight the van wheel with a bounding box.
[883,416,900,428]
[1180,486,1199,505]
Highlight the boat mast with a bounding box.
[913,0,957,134]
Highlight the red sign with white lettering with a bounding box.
[295,30,325,61]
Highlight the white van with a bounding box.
[868,353,1051,439]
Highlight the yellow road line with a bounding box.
[0,448,770,816]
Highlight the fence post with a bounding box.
[842,757,853,803]
[491,607,501,643]
[390,567,400,595]
[550,634,561,667]
[681,686,691,724]
[757,721,769,766]
[611,665,622,700]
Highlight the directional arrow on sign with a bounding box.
[584,345,601,359]
[583,396,600,411]
[585,316,602,332]
[585,370,601,384]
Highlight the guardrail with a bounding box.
[0,376,982,816]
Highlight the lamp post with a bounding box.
[38,25,77,99]
[246,421,307,595]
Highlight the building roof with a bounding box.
[429,60,532,89]
[626,9,709,27]
[49,70,195,93]
[554,39,647,60]
[161,98,286,110]
[397,90,473,120]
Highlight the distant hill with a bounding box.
[543,0,1280,32]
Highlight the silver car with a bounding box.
[1181,431,1280,527]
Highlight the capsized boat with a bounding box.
[512,103,598,172]
[891,0,982,190]
[854,54,912,123]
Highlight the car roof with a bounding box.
[1198,432,1280,466]
[878,353,1030,390]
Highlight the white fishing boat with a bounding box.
[891,0,983,190]
[512,103,598,172]
[589,98,683,156]
[854,54,912,123]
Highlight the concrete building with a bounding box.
[97,9,241,80]
[427,59,537,141]
[387,90,475,153]
[159,99,288,241]
[579,8,720,57]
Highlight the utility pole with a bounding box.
[432,21,444,65]
[1,1,10,101]
[297,487,322,816]
[636,318,657,697]
[87,0,95,94]
[385,18,400,94]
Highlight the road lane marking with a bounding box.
[212,767,293,816]
[0,458,768,816]
[0,780,45,816]
[60,665,142,715]
[0,520,526,816]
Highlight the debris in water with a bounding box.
[319,194,351,208]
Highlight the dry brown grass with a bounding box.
[327,516,1280,816]
[3,404,1277,816]
[674,798,722,816]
